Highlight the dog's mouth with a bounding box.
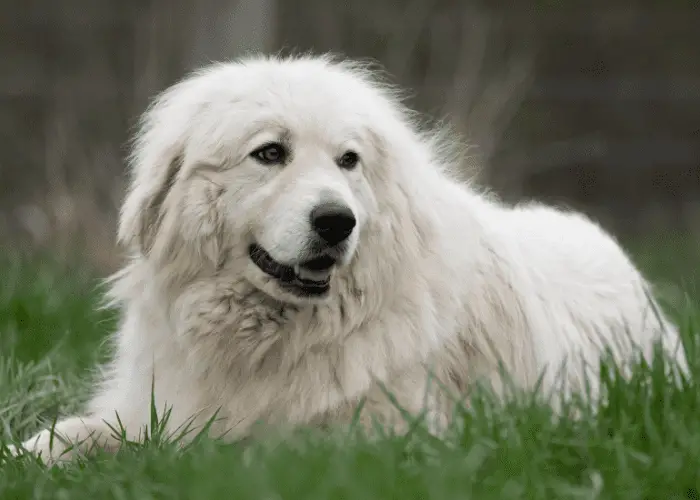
[248,243,336,297]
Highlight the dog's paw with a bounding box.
[15,428,77,466]
[3,443,20,458]
[1,436,72,467]
[8,416,115,467]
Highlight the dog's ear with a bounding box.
[118,148,184,256]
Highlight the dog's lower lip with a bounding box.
[249,243,334,296]
[248,243,295,281]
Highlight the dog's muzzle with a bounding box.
[249,201,356,298]
[249,243,337,297]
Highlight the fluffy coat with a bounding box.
[14,54,686,464]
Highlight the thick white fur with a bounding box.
[14,54,686,464]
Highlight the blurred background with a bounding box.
[0,0,698,277]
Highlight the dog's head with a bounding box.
[118,55,437,304]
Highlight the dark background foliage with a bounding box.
[1,0,697,269]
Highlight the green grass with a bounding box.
[0,238,699,500]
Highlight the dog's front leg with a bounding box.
[8,415,121,466]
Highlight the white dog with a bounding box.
[13,54,686,464]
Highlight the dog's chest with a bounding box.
[182,285,357,380]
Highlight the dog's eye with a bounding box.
[337,151,359,170]
[251,143,287,165]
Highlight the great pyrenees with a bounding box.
[12,54,686,464]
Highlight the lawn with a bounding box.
[0,236,699,500]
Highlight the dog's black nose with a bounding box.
[310,202,356,246]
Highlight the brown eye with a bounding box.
[251,143,287,165]
[337,151,359,170]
